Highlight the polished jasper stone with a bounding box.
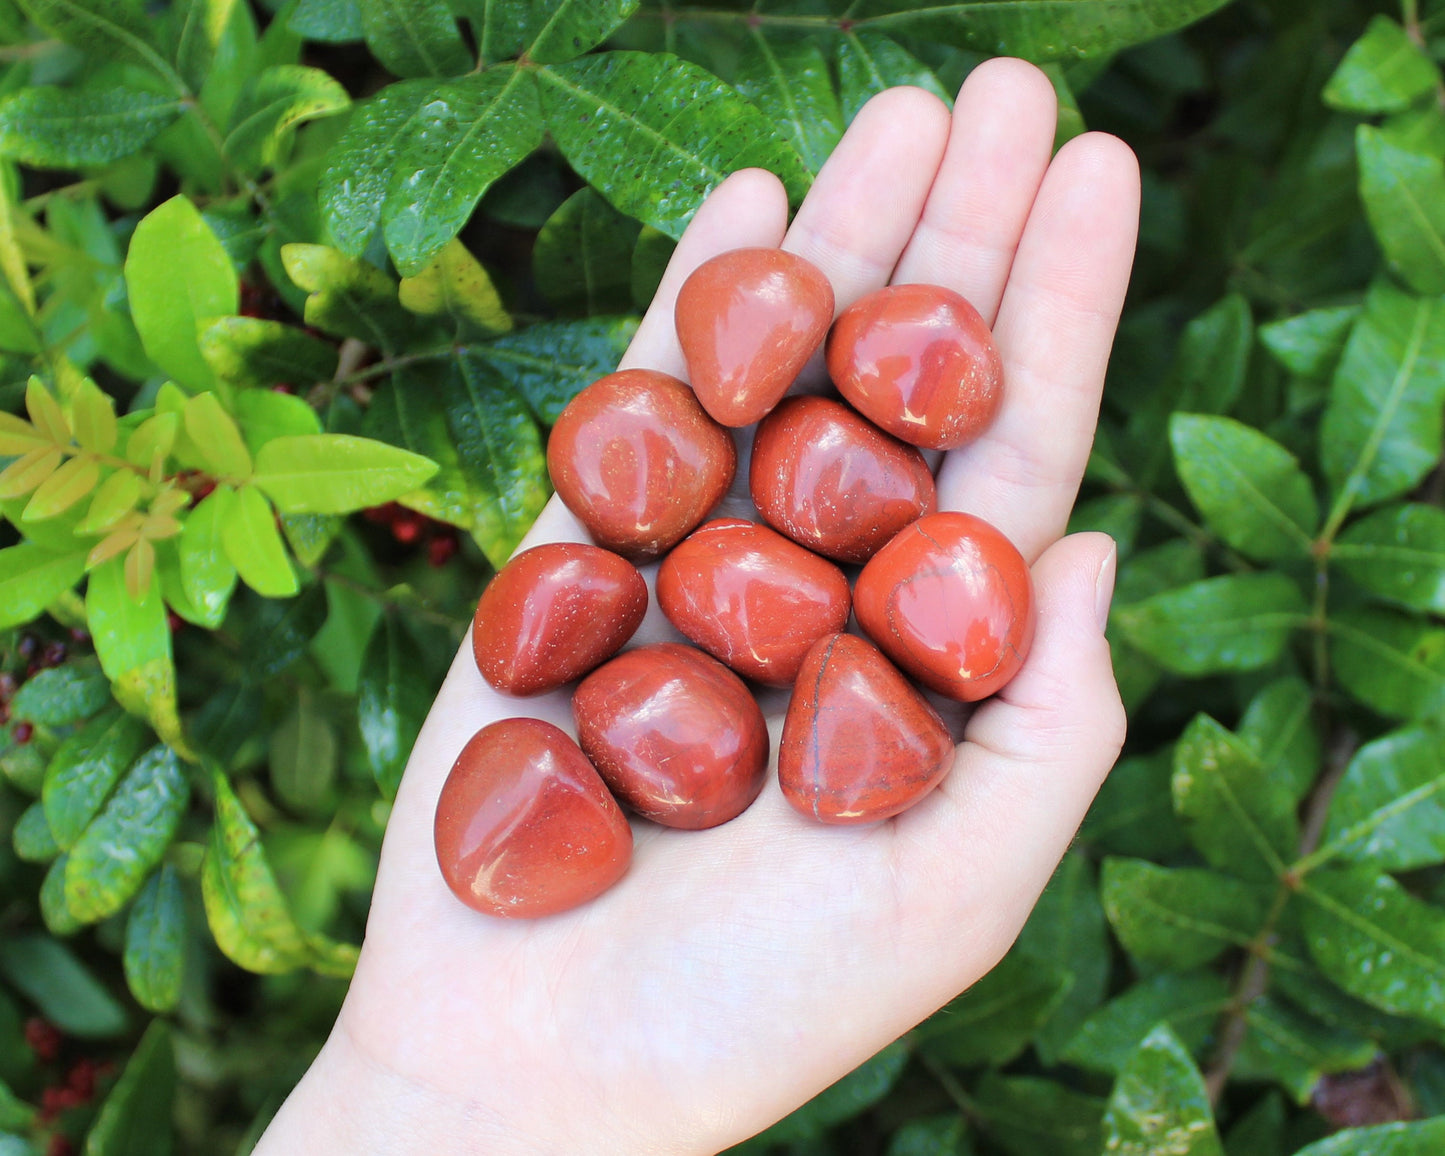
[657,518,852,686]
[780,633,956,824]
[434,718,632,918]
[854,512,1035,702]
[547,368,736,560]
[573,643,768,829]
[826,283,1003,450]
[674,247,835,427]
[472,542,647,696]
[750,395,937,564]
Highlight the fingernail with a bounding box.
[1094,539,1118,632]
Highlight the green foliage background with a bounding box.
[1,0,1444,1151]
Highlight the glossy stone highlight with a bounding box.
[780,634,956,824]
[434,719,632,918]
[750,396,937,564]
[826,283,1003,450]
[854,512,1034,702]
[674,248,835,427]
[548,368,736,560]
[657,518,851,686]
[573,644,768,829]
[472,542,647,696]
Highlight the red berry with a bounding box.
[68,628,90,646]
[0,704,10,726]
[40,642,66,669]
[271,383,295,395]
[428,534,459,568]
[166,612,183,634]
[25,1018,61,1062]
[14,721,34,744]
[65,1059,95,1099]
[392,518,421,545]
[362,503,398,525]
[46,1136,75,1156]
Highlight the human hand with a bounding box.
[257,58,1140,1156]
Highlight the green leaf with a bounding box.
[221,485,297,597]
[252,433,438,514]
[886,1116,971,1156]
[1292,1120,1445,1155]
[1100,857,1269,969]
[8,661,109,727]
[848,0,1233,61]
[834,30,950,123]
[125,195,239,392]
[536,51,810,242]
[83,1019,175,1156]
[1080,747,1189,859]
[12,802,59,863]
[1059,971,1231,1076]
[1334,503,1445,614]
[178,486,239,629]
[916,950,1072,1068]
[85,557,186,754]
[745,1041,910,1146]
[0,1079,31,1132]
[64,744,188,923]
[398,240,512,335]
[224,64,349,172]
[170,0,236,90]
[1321,280,1445,512]
[1324,16,1441,113]
[359,0,469,78]
[532,187,640,315]
[469,315,636,424]
[971,1073,1103,1156]
[1357,127,1445,296]
[239,584,327,682]
[524,0,636,65]
[1169,414,1318,560]
[1299,867,1445,1029]
[280,242,416,350]
[1330,608,1445,721]
[202,770,319,973]
[288,0,359,40]
[383,66,543,275]
[1313,728,1445,873]
[1102,1025,1223,1156]
[630,226,673,312]
[1234,994,1378,1105]
[184,391,252,479]
[357,614,429,799]
[15,0,170,76]
[1258,304,1361,380]
[42,852,86,932]
[1113,574,1308,676]
[0,86,184,167]
[0,543,88,630]
[0,933,127,1037]
[234,390,324,452]
[199,316,338,390]
[42,709,150,850]
[123,865,185,1013]
[1237,677,1320,806]
[269,688,336,812]
[735,31,843,173]
[1172,713,1299,882]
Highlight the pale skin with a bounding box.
[257,58,1141,1155]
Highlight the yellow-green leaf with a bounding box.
[25,376,68,443]
[125,412,179,471]
[0,411,46,456]
[0,446,62,499]
[398,239,512,335]
[183,391,251,480]
[71,379,118,454]
[251,433,438,514]
[221,485,297,596]
[77,470,144,535]
[23,455,100,520]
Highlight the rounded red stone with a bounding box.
[573,643,768,829]
[674,248,835,427]
[854,512,1034,702]
[780,633,956,824]
[472,542,647,696]
[547,368,736,560]
[656,518,851,686]
[433,719,632,918]
[826,283,1003,450]
[750,395,937,564]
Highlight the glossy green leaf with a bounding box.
[252,433,438,514]
[357,614,429,799]
[1237,676,1320,805]
[199,316,338,391]
[83,1019,175,1156]
[0,933,127,1037]
[280,242,417,350]
[184,391,251,479]
[630,226,673,311]
[1172,713,1299,881]
[42,709,149,850]
[735,31,843,172]
[1234,994,1378,1105]
[239,585,327,682]
[124,196,239,392]
[220,485,297,597]
[1222,1091,1286,1156]
[1170,413,1318,560]
[382,66,542,275]
[469,315,636,423]
[1330,608,1445,721]
[398,240,512,335]
[1324,16,1441,113]
[234,389,324,452]
[834,30,950,123]
[1258,304,1361,380]
[1313,728,1445,873]
[1102,1025,1223,1156]
[170,0,236,90]
[359,0,468,78]
[1357,127,1445,296]
[40,853,81,934]
[745,1041,910,1146]
[287,0,360,41]
[0,1080,30,1132]
[270,689,336,812]
[0,86,183,167]
[1293,1120,1445,1155]
[11,802,59,863]
[886,1115,972,1156]
[15,0,169,75]
[0,543,88,630]
[178,486,239,629]
[1334,503,1445,614]
[1100,857,1269,969]
[916,950,1072,1067]
[1113,573,1308,676]
[1300,868,1445,1029]
[123,865,185,1013]
[1321,280,1445,512]
[971,1072,1103,1156]
[524,0,636,65]
[1080,747,1188,859]
[8,661,109,727]
[532,187,640,314]
[1060,971,1231,1076]
[536,51,810,242]
[64,744,188,923]
[224,65,349,172]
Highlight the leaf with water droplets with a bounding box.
[358,0,469,78]
[1334,503,1445,615]
[0,86,184,167]
[1314,728,1445,872]
[1293,1119,1445,1155]
[735,30,843,171]
[834,30,949,123]
[1101,857,1270,969]
[1101,1024,1224,1156]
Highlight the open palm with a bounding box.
[259,59,1140,1156]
